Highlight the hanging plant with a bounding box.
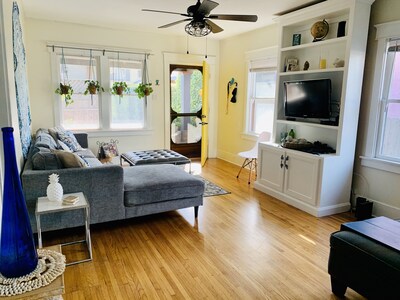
[55,83,74,106]
[84,80,104,95]
[134,83,153,99]
[111,81,129,97]
[55,48,73,106]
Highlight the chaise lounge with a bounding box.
[21,128,205,232]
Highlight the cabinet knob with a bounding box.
[280,155,284,168]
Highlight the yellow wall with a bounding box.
[354,0,400,217]
[217,25,278,165]
[24,19,219,155]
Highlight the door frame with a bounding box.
[163,52,218,158]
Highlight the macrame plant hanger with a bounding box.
[61,48,69,86]
[88,49,94,105]
[143,54,150,105]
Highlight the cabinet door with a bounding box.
[283,151,321,205]
[258,145,285,192]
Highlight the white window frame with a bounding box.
[49,45,153,137]
[361,20,400,174]
[244,47,277,139]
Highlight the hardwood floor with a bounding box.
[42,158,365,299]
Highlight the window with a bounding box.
[109,59,144,129]
[247,67,276,134]
[59,56,100,130]
[376,38,400,162]
[362,21,400,173]
[52,48,147,132]
[245,48,277,137]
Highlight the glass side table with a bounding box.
[36,192,92,266]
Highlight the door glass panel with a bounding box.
[171,116,202,144]
[171,69,202,113]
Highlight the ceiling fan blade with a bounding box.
[208,14,258,22]
[158,19,192,29]
[142,9,189,17]
[205,20,223,33]
[197,0,219,16]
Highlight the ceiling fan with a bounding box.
[143,0,258,37]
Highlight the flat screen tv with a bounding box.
[284,78,331,119]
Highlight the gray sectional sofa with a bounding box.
[21,129,204,233]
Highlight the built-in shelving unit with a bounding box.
[254,0,375,217]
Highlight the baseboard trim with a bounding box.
[254,182,350,217]
[369,198,400,219]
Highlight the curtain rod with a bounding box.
[47,44,151,57]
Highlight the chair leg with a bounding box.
[254,158,258,179]
[237,158,249,179]
[194,206,199,218]
[248,159,253,184]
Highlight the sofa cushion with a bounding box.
[34,129,58,150]
[123,164,204,206]
[57,130,82,152]
[74,149,96,158]
[52,150,86,168]
[31,148,62,170]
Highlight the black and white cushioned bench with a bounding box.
[120,149,191,171]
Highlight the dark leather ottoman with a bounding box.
[328,217,400,299]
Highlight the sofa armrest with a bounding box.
[21,164,125,232]
[74,133,88,148]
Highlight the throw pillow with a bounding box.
[57,130,82,152]
[52,150,86,168]
[57,140,73,152]
[32,150,62,170]
[48,126,66,141]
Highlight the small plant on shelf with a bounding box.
[84,80,104,95]
[134,83,153,99]
[111,81,129,97]
[55,83,74,106]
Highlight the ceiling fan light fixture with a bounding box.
[185,21,211,37]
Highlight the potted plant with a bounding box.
[84,80,104,95]
[55,83,74,106]
[134,83,153,99]
[111,81,129,97]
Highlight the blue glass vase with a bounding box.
[0,127,38,278]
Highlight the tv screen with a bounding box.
[284,79,331,119]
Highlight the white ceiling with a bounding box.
[20,0,316,40]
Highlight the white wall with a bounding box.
[354,0,400,218]
[24,19,219,155]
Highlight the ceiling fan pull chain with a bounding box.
[205,37,208,59]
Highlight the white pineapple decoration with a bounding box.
[46,173,63,202]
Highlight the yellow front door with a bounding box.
[201,60,209,166]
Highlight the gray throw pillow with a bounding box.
[32,150,62,170]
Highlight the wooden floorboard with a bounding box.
[42,158,365,299]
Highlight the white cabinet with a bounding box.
[256,143,321,213]
[255,0,374,216]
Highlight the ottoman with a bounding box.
[123,164,204,219]
[120,149,191,166]
[328,217,400,299]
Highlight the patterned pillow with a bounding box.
[57,130,82,152]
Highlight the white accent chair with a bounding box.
[236,132,271,184]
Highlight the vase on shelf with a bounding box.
[0,127,38,278]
